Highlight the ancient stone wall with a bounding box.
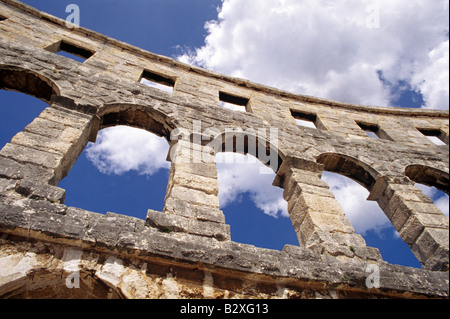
[0,0,448,299]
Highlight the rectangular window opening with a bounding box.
[357,122,380,139]
[418,128,447,146]
[46,40,94,63]
[140,70,175,94]
[291,110,317,129]
[219,92,249,112]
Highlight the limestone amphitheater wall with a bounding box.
[0,0,448,299]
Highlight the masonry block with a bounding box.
[0,156,22,180]
[300,212,355,246]
[11,131,73,156]
[15,180,66,204]
[168,166,219,196]
[24,117,66,139]
[296,193,346,216]
[399,213,449,245]
[146,209,230,241]
[0,143,63,169]
[165,185,220,208]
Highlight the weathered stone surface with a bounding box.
[0,0,448,299]
[412,227,449,266]
[146,209,230,241]
[0,157,22,180]
[0,143,63,169]
[15,180,65,203]
[0,178,16,193]
[166,185,220,208]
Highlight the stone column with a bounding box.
[0,102,94,202]
[146,139,230,241]
[369,177,449,270]
[276,158,381,262]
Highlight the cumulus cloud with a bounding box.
[176,0,450,234]
[321,172,391,235]
[85,126,170,176]
[411,40,450,110]
[179,0,449,109]
[216,153,288,218]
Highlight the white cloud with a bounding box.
[295,119,317,129]
[321,172,391,235]
[140,78,174,94]
[179,0,449,109]
[216,153,288,218]
[220,101,246,112]
[411,40,449,110]
[415,183,449,216]
[85,126,170,176]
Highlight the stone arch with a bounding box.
[316,152,378,191]
[206,130,294,249]
[96,103,180,140]
[0,66,90,186]
[404,164,449,195]
[158,127,287,244]
[201,129,285,174]
[58,103,176,218]
[0,65,60,103]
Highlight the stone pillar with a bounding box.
[369,177,449,270]
[440,127,449,145]
[276,158,381,262]
[0,103,94,202]
[146,140,230,241]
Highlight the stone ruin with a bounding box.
[0,0,448,299]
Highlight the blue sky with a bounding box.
[1,0,449,269]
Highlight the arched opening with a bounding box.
[209,130,297,250]
[58,104,174,220]
[317,153,421,268]
[405,164,449,217]
[216,152,299,250]
[97,103,173,138]
[317,153,377,190]
[58,125,170,219]
[0,67,60,103]
[0,91,48,150]
[321,172,421,267]
[405,165,449,195]
[207,128,284,173]
[0,68,59,150]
